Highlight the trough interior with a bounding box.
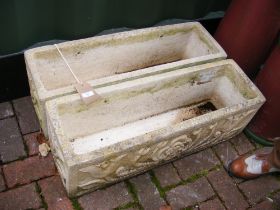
[56,66,257,147]
[34,28,218,91]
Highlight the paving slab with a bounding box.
[130,173,166,210]
[78,182,132,210]
[166,177,215,209]
[239,175,280,205]
[249,200,275,210]
[199,198,225,210]
[3,154,56,188]
[207,169,249,209]
[230,133,255,155]
[0,183,41,210]
[153,163,181,188]
[0,102,13,119]
[173,148,219,180]
[23,132,40,156]
[38,176,73,210]
[13,96,40,134]
[212,141,239,168]
[0,117,26,163]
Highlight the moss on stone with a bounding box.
[35,183,48,210]
[71,198,83,210]
[149,171,167,200]
[125,180,144,210]
[186,169,208,183]
[115,202,140,210]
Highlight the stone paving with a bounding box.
[0,96,280,210]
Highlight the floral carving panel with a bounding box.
[76,108,257,192]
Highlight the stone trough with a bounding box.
[45,60,265,196]
[24,22,226,136]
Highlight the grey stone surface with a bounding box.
[0,102,13,119]
[239,175,280,205]
[173,148,219,180]
[230,133,255,155]
[166,177,215,209]
[13,96,40,134]
[0,117,26,163]
[213,141,239,168]
[207,169,249,209]
[130,173,166,210]
[249,200,274,210]
[78,182,132,210]
[0,183,41,210]
[199,198,225,210]
[153,163,181,188]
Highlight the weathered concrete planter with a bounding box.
[24,22,226,136]
[45,60,265,197]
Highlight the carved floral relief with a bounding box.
[75,109,257,191]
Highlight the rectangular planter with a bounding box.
[45,59,265,197]
[24,22,226,136]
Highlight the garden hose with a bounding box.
[244,128,274,147]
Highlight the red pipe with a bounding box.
[215,0,280,77]
[248,45,280,141]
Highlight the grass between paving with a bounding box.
[114,202,140,210]
[149,171,166,200]
[71,198,83,210]
[150,164,222,209]
[163,168,211,192]
[35,182,48,210]
[267,188,280,210]
[168,170,205,192]
[125,180,144,210]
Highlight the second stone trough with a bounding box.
[24,22,226,136]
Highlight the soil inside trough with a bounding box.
[173,101,217,124]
